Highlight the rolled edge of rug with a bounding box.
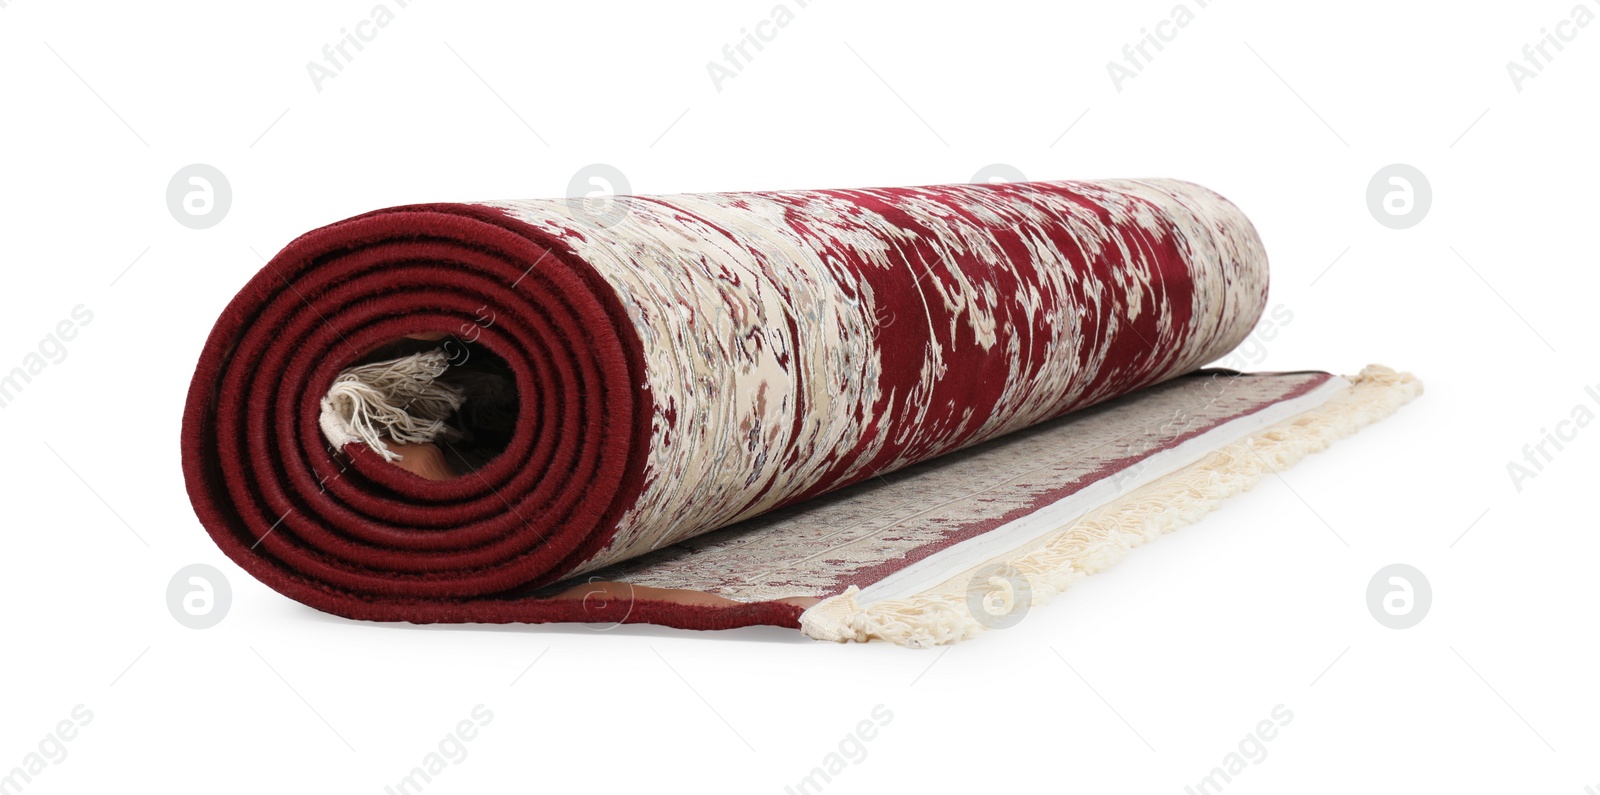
[798,364,1424,646]
[180,178,1275,630]
[179,203,659,618]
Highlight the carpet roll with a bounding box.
[181,178,1268,627]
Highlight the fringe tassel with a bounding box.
[800,364,1424,647]
[317,350,464,462]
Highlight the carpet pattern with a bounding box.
[179,178,1414,641]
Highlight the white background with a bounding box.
[2,0,1596,792]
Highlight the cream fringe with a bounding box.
[317,350,464,462]
[800,365,1423,647]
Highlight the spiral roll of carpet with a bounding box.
[180,178,1417,643]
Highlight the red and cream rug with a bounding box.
[180,178,1420,645]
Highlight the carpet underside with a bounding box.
[565,365,1419,645]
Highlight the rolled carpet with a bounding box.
[180,178,1419,644]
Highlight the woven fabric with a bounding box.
[181,178,1294,631]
